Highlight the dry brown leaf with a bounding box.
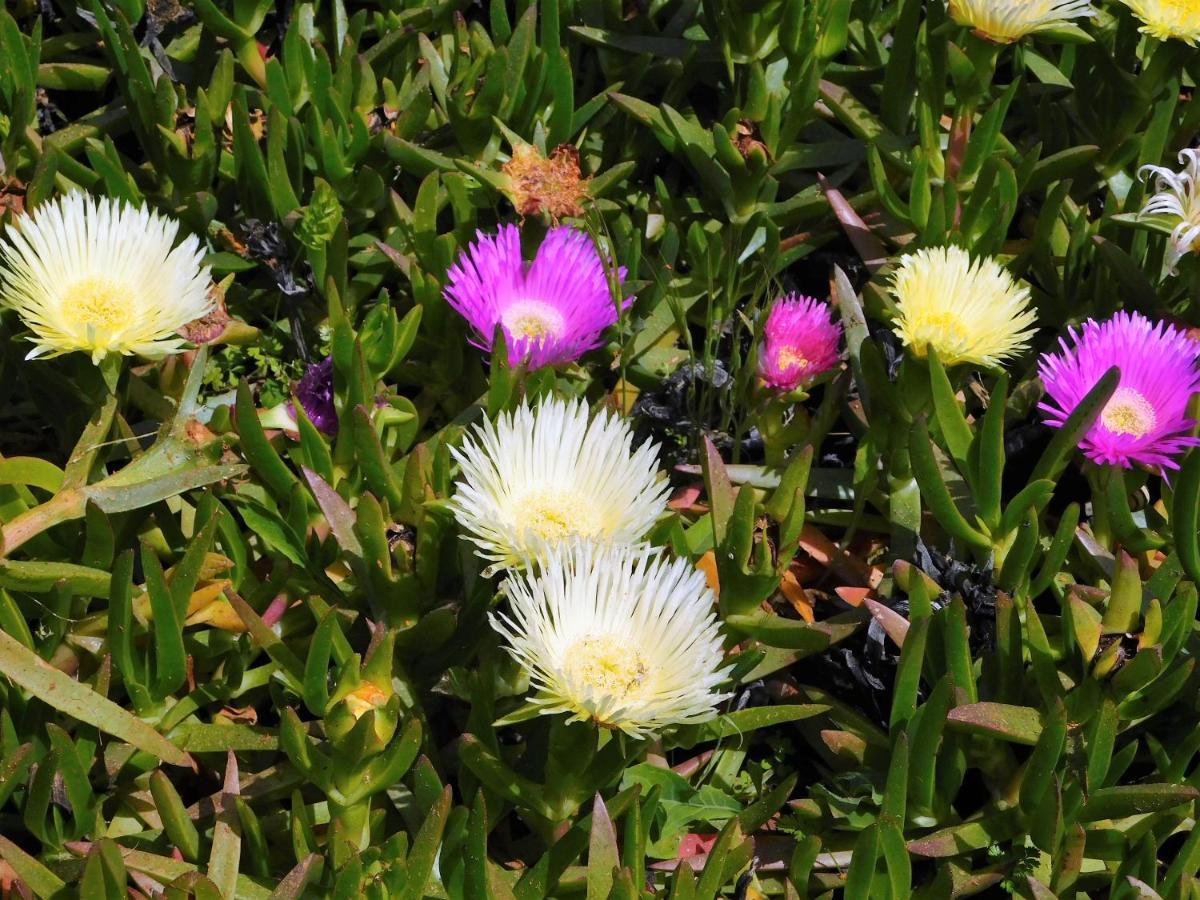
[779,569,815,622]
[696,550,720,596]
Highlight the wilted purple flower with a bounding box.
[1038,311,1200,471]
[443,224,629,369]
[757,294,842,392]
[291,356,338,435]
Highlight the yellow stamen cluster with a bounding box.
[500,299,565,346]
[777,346,811,372]
[564,635,651,708]
[1101,388,1156,438]
[520,490,601,543]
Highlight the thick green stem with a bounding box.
[1086,466,1113,551]
[328,797,372,870]
[99,354,123,396]
[760,397,810,469]
[898,358,933,422]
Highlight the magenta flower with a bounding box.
[757,294,842,392]
[444,224,629,369]
[1038,311,1200,471]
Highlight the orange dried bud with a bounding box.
[501,143,590,220]
[696,550,720,596]
[0,179,26,218]
[779,569,815,623]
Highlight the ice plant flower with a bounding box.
[491,541,732,738]
[449,396,669,572]
[258,356,338,436]
[1119,0,1200,44]
[758,293,842,391]
[1038,311,1200,471]
[443,224,628,369]
[1140,149,1200,274]
[292,356,338,435]
[0,192,213,362]
[890,246,1037,367]
[947,0,1094,41]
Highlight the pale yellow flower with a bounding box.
[890,246,1037,367]
[448,397,669,573]
[1120,0,1200,44]
[947,0,1094,42]
[0,192,213,363]
[491,542,731,738]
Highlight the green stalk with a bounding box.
[1085,466,1113,551]
[897,357,933,422]
[759,396,810,469]
[328,793,372,870]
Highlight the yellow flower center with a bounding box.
[919,311,970,351]
[520,490,599,542]
[564,634,650,702]
[63,277,130,333]
[777,345,810,372]
[1155,0,1200,17]
[502,300,564,345]
[1101,388,1156,438]
[511,315,551,340]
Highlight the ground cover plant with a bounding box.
[2,0,1200,896]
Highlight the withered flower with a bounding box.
[501,143,590,220]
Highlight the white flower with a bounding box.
[0,192,213,363]
[946,0,1094,42]
[449,396,669,572]
[491,541,732,738]
[1140,149,1200,274]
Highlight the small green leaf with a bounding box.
[1080,784,1200,822]
[926,349,972,476]
[401,786,452,900]
[909,418,990,549]
[587,793,619,900]
[151,770,201,862]
[1019,698,1067,818]
[1029,367,1119,484]
[890,616,929,730]
[946,702,1043,745]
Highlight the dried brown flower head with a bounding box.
[501,143,590,220]
[179,285,232,345]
